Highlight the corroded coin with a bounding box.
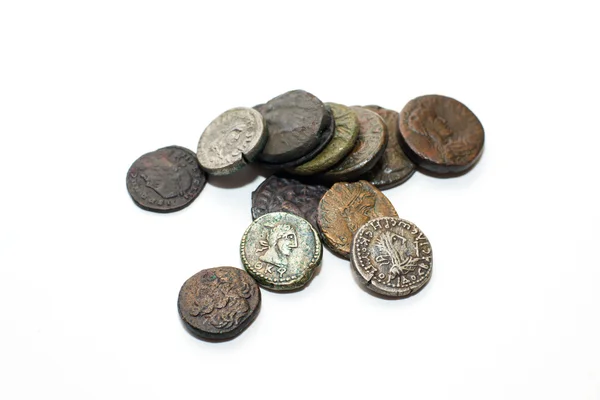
[317,181,398,259]
[251,175,328,232]
[362,106,415,189]
[398,95,484,175]
[288,103,359,175]
[241,212,322,291]
[322,107,387,182]
[197,107,267,175]
[126,146,206,213]
[178,267,261,341]
[351,217,432,297]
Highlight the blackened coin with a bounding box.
[241,212,322,291]
[398,95,484,175]
[126,146,206,213]
[351,217,432,298]
[251,175,328,233]
[178,267,261,341]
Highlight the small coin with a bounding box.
[322,107,387,182]
[317,180,398,259]
[351,217,432,297]
[126,146,206,213]
[362,106,415,189]
[288,103,359,176]
[196,107,267,175]
[398,95,484,175]
[178,267,261,341]
[251,175,328,233]
[241,212,322,291]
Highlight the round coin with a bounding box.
[317,181,398,259]
[178,267,261,341]
[351,217,432,297]
[126,146,207,213]
[398,94,484,175]
[241,212,322,291]
[196,107,267,175]
[362,106,415,189]
[251,175,328,233]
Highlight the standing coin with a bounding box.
[126,146,207,213]
[351,217,432,297]
[251,175,328,233]
[362,106,415,189]
[196,107,267,175]
[178,267,261,341]
[317,181,398,259]
[398,95,484,175]
[241,212,322,291]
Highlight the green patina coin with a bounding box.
[287,103,359,176]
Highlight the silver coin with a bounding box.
[351,216,432,297]
[241,212,322,291]
[197,107,267,175]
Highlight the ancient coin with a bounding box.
[322,107,387,182]
[398,94,484,175]
[126,146,206,213]
[196,107,267,175]
[317,181,398,259]
[251,175,328,232]
[241,212,322,291]
[362,106,415,189]
[255,90,331,164]
[178,267,261,341]
[351,217,432,297]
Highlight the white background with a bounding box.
[1,1,599,399]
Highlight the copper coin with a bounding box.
[398,95,484,175]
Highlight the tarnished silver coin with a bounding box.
[241,212,322,291]
[351,216,432,297]
[197,107,267,175]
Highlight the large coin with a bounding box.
[196,107,267,175]
[178,267,261,341]
[251,175,328,233]
[241,212,322,291]
[322,107,387,182]
[362,106,415,189]
[255,90,331,164]
[317,181,398,259]
[351,217,432,297]
[398,95,484,175]
[126,146,206,213]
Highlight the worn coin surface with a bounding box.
[255,90,331,164]
[241,212,322,291]
[197,107,267,175]
[317,180,398,259]
[398,94,484,175]
[126,146,206,213]
[351,217,432,297]
[288,103,359,175]
[362,106,415,189]
[322,107,387,182]
[251,175,328,232]
[178,267,261,341]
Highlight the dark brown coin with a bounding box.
[398,95,484,175]
[178,267,261,341]
[362,106,415,189]
[126,146,206,213]
[251,175,328,233]
[255,90,331,164]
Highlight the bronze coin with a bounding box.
[398,95,484,175]
[317,180,398,259]
[178,267,261,341]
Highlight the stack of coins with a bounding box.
[126,89,484,341]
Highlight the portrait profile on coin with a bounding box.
[138,148,193,198]
[257,222,298,269]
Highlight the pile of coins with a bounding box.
[126,89,485,341]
